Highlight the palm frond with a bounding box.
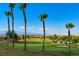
[65,23,75,29]
[5,11,12,16]
[9,3,15,8]
[39,13,48,21]
[19,3,27,10]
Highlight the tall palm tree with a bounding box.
[5,11,12,46]
[9,3,15,48]
[19,3,27,50]
[65,23,75,54]
[39,13,48,52]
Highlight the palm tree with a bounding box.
[5,11,12,46]
[39,13,48,52]
[65,23,75,54]
[9,3,15,48]
[19,3,27,50]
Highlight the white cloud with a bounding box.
[28,26,36,31]
[0,28,7,31]
[17,26,25,32]
[18,26,24,30]
[17,25,47,34]
[17,25,66,35]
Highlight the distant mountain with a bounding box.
[0,31,43,35]
[1,31,79,36]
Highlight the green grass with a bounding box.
[0,38,79,56]
[0,41,79,56]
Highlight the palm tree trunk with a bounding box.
[68,29,70,54]
[23,9,27,51]
[7,16,10,47]
[42,20,45,52]
[8,16,10,34]
[11,8,15,48]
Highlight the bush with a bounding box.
[6,31,19,42]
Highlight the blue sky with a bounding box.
[0,3,79,35]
